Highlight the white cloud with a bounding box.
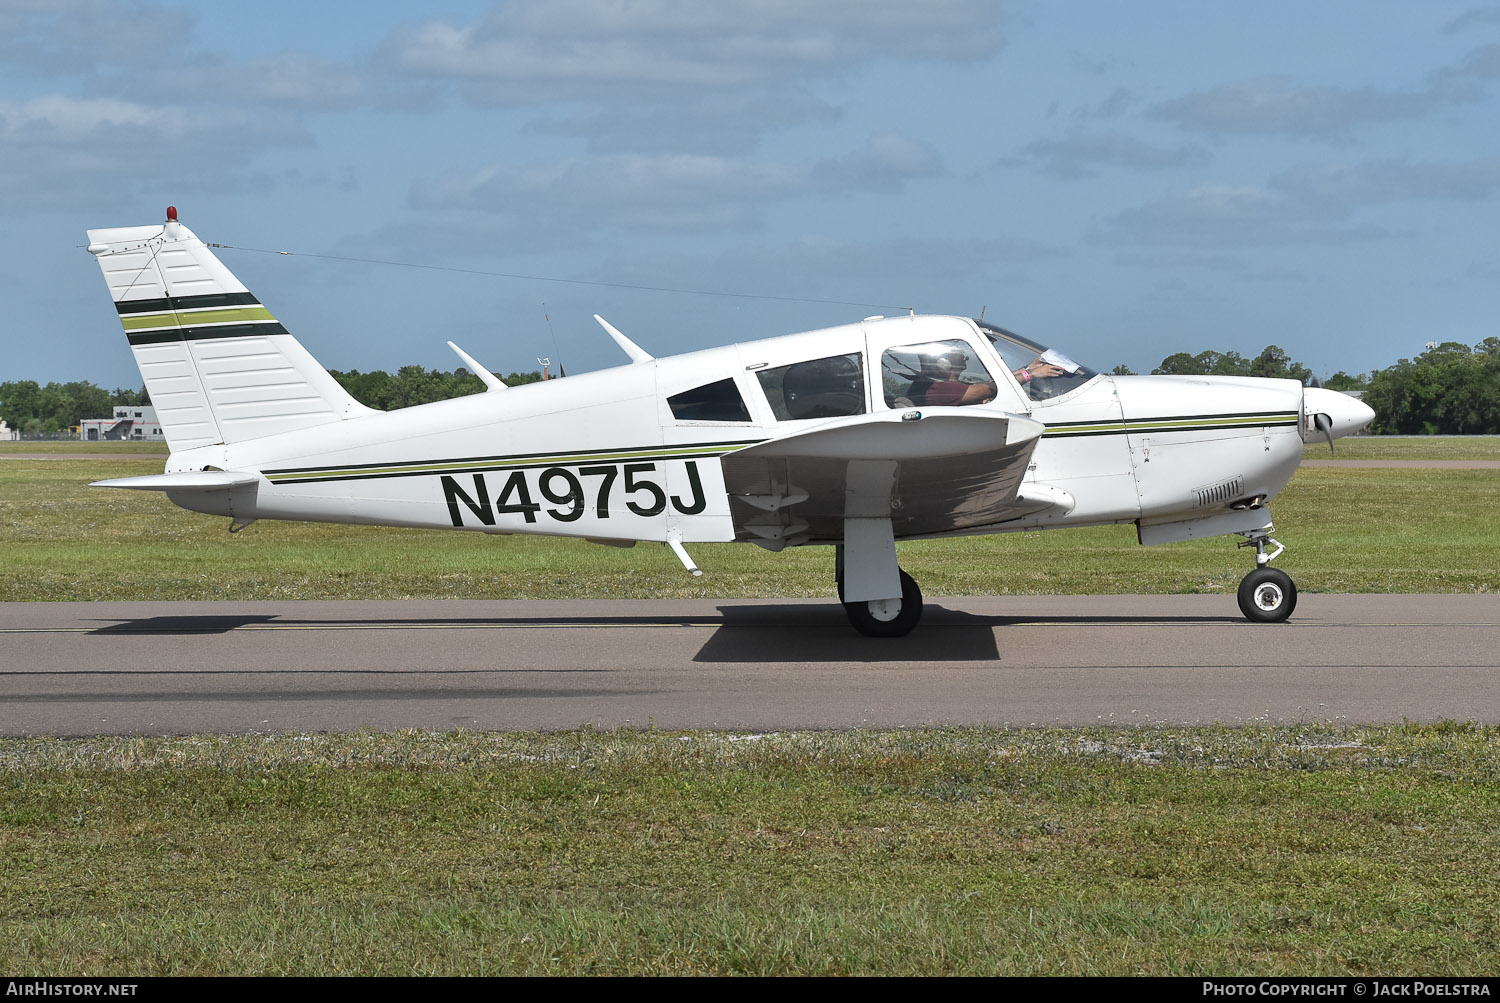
[1451,43,1500,80]
[0,0,193,72]
[1098,184,1386,247]
[1270,159,1500,209]
[1079,88,1138,120]
[718,234,1060,281]
[382,0,1005,102]
[413,153,807,230]
[95,52,389,111]
[1445,7,1500,33]
[411,133,942,231]
[524,91,840,155]
[1150,76,1446,137]
[0,94,310,210]
[1113,251,1249,272]
[1100,157,1500,248]
[811,132,941,192]
[1013,130,1208,178]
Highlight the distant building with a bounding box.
[0,419,18,441]
[79,406,165,442]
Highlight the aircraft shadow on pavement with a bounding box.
[89,615,281,635]
[86,613,740,634]
[694,603,1001,662]
[83,606,1240,646]
[692,603,1244,663]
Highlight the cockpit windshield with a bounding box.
[976,321,1098,401]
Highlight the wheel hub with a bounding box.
[1254,583,1284,610]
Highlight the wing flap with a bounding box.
[720,409,1047,542]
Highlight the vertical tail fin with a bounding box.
[85,209,373,451]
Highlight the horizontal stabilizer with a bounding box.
[91,471,260,492]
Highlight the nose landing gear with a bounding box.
[1236,530,1297,623]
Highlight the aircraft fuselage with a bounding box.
[155,314,1314,552]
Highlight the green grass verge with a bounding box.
[2,455,1497,600]
[1302,436,1500,460]
[2,725,1497,975]
[0,441,169,455]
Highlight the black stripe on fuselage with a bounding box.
[261,439,766,479]
[1045,410,1299,429]
[268,449,744,485]
[126,322,291,345]
[115,292,261,315]
[1044,419,1300,438]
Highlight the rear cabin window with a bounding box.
[755,353,866,421]
[667,378,753,422]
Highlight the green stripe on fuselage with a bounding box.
[1043,413,1299,437]
[264,443,754,485]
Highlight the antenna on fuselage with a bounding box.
[446,341,507,391]
[593,314,654,365]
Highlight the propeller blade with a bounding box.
[1314,412,1335,454]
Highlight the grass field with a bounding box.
[2,446,1497,600]
[3,439,1497,975]
[1302,436,1500,461]
[3,725,1498,976]
[0,441,169,455]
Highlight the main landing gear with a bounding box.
[1236,529,1297,623]
[835,547,925,637]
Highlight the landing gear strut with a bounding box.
[835,546,924,637]
[1236,530,1296,623]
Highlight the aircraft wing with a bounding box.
[719,409,1050,547]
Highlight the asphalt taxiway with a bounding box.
[2,595,1496,736]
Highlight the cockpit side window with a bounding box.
[881,340,998,408]
[667,378,753,422]
[977,322,1097,402]
[755,353,866,421]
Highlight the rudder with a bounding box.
[86,209,373,451]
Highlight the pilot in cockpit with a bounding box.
[884,340,1071,409]
[924,349,995,406]
[921,347,1066,406]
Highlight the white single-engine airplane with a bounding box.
[86,209,1373,636]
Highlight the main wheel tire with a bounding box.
[1237,567,1297,623]
[843,569,923,637]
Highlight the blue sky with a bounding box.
[4,0,1499,388]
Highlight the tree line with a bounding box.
[1114,340,1498,434]
[326,366,543,411]
[4,345,1495,436]
[0,382,149,437]
[0,368,546,436]
[1360,339,1500,435]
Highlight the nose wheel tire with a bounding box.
[844,569,924,637]
[1237,567,1297,623]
